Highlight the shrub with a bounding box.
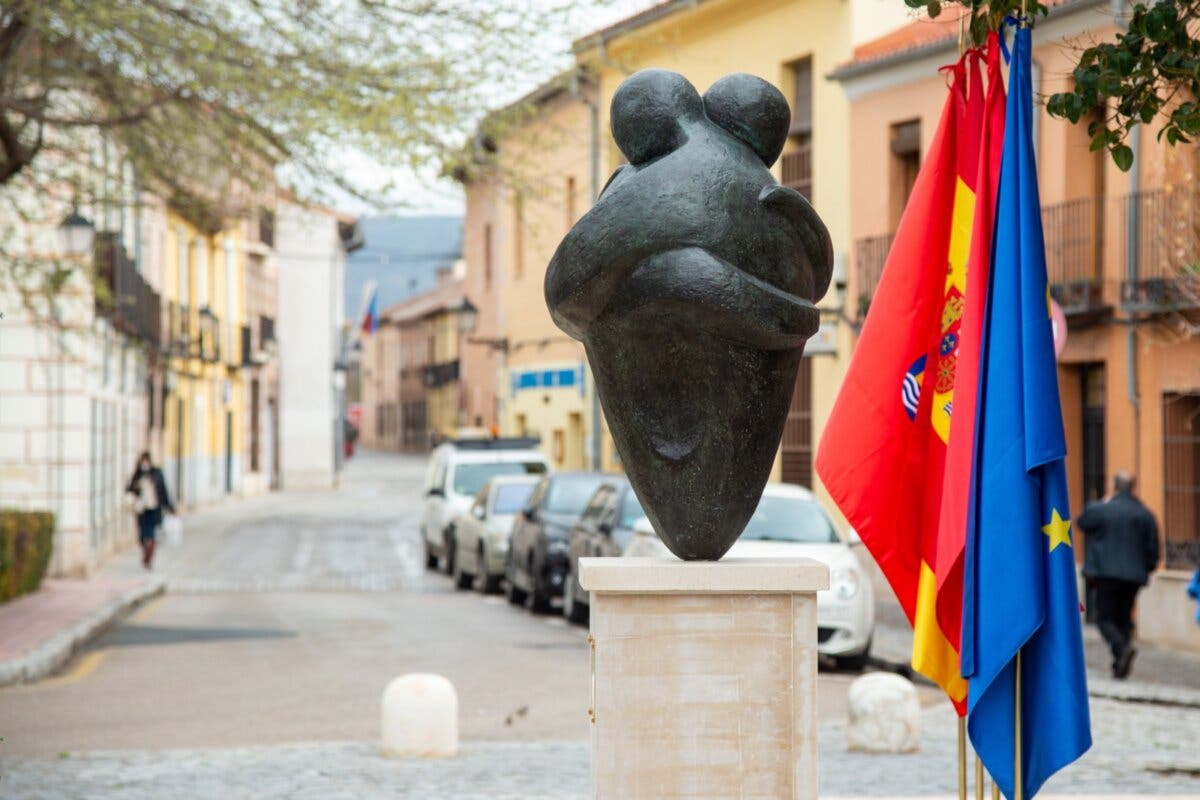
[0,510,55,603]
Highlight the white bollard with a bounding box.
[381,673,458,758]
[846,672,920,754]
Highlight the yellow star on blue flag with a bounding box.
[1042,509,1071,552]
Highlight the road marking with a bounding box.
[42,650,107,687]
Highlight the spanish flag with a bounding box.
[815,37,1004,713]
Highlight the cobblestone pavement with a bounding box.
[2,698,1198,799]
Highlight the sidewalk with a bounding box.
[870,593,1200,708]
[0,570,163,687]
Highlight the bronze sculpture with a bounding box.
[545,69,833,560]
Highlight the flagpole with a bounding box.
[958,717,968,800]
[1014,650,1024,800]
[975,756,984,800]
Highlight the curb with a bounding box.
[0,578,166,687]
[871,621,1200,709]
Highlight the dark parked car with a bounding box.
[506,472,610,612]
[562,478,645,624]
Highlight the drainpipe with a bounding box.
[570,71,604,471]
[1116,0,1141,477]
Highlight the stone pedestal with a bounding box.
[580,557,829,800]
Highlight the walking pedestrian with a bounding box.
[1076,471,1160,679]
[126,451,176,570]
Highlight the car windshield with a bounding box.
[452,462,546,496]
[492,483,536,515]
[545,475,609,515]
[741,494,839,544]
[620,491,644,528]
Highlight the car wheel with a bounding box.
[476,544,500,594]
[834,638,872,672]
[505,573,527,605]
[562,566,588,625]
[527,555,551,614]
[442,530,456,576]
[422,530,438,570]
[452,548,473,590]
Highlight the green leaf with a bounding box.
[1111,143,1134,171]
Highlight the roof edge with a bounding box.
[828,0,1108,82]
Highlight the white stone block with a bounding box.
[846,672,921,754]
[381,674,458,758]
[0,361,26,391]
[0,394,50,428]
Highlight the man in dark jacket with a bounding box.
[1076,472,1160,679]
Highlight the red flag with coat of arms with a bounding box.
[815,37,1005,713]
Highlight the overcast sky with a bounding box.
[334,0,654,218]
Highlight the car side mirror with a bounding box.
[426,487,444,498]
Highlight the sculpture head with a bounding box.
[545,69,833,560]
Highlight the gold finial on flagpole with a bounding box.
[958,7,967,54]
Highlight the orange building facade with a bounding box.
[834,0,1200,649]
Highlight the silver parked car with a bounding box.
[624,483,875,669]
[450,475,540,593]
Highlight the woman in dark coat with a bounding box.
[127,451,175,569]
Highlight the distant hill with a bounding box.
[344,215,463,322]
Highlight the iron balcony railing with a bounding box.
[853,233,893,322]
[94,232,162,348]
[1042,197,1109,314]
[1120,189,1200,312]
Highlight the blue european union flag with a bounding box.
[960,26,1091,799]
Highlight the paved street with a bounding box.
[1,451,1198,799]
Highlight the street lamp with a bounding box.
[58,208,95,258]
[455,297,479,334]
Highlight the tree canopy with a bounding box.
[0,0,593,225]
[909,0,1199,170]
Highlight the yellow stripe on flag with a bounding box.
[911,561,968,703]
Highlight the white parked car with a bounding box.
[624,483,875,669]
[420,437,549,575]
[450,475,540,593]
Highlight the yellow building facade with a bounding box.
[160,212,248,507]
[577,0,909,495]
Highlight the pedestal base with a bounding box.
[580,557,829,800]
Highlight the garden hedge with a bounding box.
[0,510,55,603]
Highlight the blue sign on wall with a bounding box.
[511,365,586,396]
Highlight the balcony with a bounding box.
[423,359,460,388]
[93,233,162,348]
[853,233,893,322]
[166,301,192,357]
[780,148,812,200]
[198,308,221,363]
[1042,197,1111,321]
[1120,190,1200,313]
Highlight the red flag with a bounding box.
[816,44,1003,713]
[934,34,1006,652]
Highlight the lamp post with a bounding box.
[58,209,96,259]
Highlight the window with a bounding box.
[741,494,838,544]
[889,120,921,229]
[782,57,813,200]
[194,238,209,309]
[513,193,525,279]
[176,226,190,308]
[452,461,547,497]
[1081,365,1106,504]
[1163,392,1200,569]
[781,358,813,487]
[484,222,494,290]
[544,474,610,515]
[566,176,577,230]
[493,482,536,515]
